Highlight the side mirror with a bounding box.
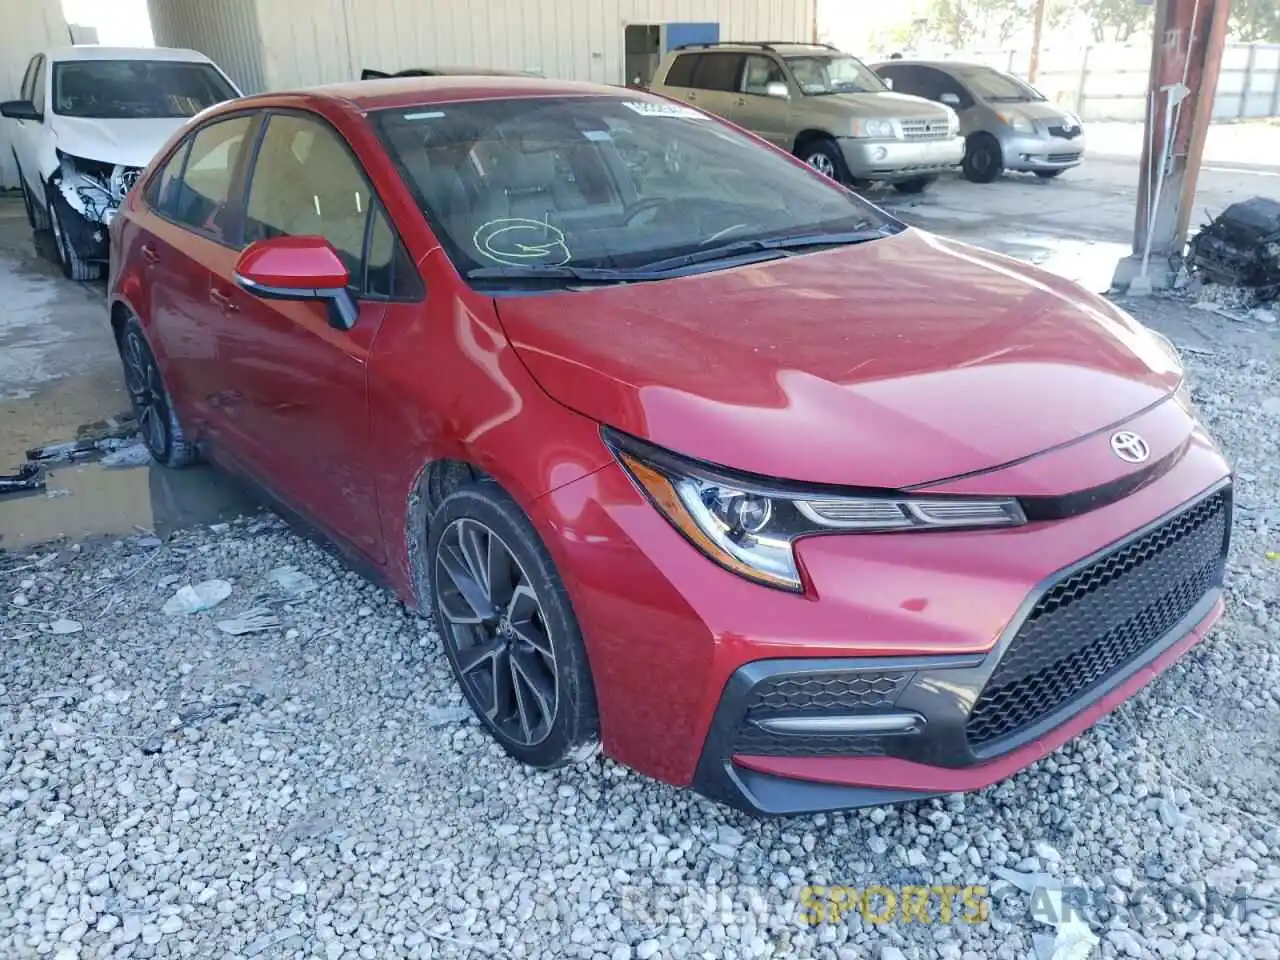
[234,236,359,331]
[940,92,961,106]
[764,81,789,100]
[1,100,41,122]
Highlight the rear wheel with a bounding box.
[962,133,1003,184]
[796,137,849,184]
[46,186,102,282]
[893,176,937,194]
[118,315,198,468]
[430,482,599,768]
[1034,169,1065,179]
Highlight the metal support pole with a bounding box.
[1029,0,1048,84]
[1114,0,1233,293]
[1240,43,1256,119]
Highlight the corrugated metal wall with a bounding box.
[146,0,269,93]
[0,0,68,189]
[154,0,814,93]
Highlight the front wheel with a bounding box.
[962,134,1003,184]
[46,187,103,281]
[429,482,599,768]
[893,176,937,194]
[796,138,849,184]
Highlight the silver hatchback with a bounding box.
[872,60,1084,183]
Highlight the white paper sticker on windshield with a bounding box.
[621,101,704,119]
[583,130,613,141]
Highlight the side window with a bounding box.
[145,140,192,215]
[690,53,743,93]
[663,54,698,88]
[244,113,416,297]
[167,114,254,241]
[30,57,47,113]
[364,207,421,299]
[918,68,972,108]
[19,56,38,102]
[741,55,786,96]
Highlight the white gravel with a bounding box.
[2,297,1279,959]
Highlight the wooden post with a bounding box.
[1029,0,1048,84]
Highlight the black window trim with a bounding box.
[240,107,424,303]
[20,55,39,103]
[29,55,47,112]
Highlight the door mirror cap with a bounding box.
[940,92,961,106]
[234,236,358,331]
[1,100,41,121]
[764,81,789,100]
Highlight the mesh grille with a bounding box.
[966,491,1228,749]
[733,726,889,758]
[745,672,910,713]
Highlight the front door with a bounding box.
[212,110,411,561]
[730,54,792,149]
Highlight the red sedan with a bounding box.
[107,77,1231,815]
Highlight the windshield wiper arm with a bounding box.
[635,229,892,273]
[465,264,668,285]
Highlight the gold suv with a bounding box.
[649,42,963,194]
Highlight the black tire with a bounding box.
[1034,169,1065,179]
[892,176,937,194]
[429,482,599,769]
[795,137,849,184]
[45,186,103,281]
[118,315,199,468]
[962,134,1003,184]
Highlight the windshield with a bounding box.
[955,66,1045,103]
[784,56,887,95]
[374,96,899,284]
[52,60,238,119]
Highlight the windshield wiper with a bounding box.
[634,229,893,273]
[465,264,668,285]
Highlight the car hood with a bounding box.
[51,115,187,168]
[989,100,1077,124]
[812,90,952,122]
[494,230,1181,489]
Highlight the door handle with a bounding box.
[685,92,697,101]
[140,243,159,264]
[735,96,746,106]
[209,287,239,312]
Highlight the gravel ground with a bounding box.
[2,297,1279,960]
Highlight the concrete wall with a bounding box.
[150,0,816,92]
[0,0,69,189]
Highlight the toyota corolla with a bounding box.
[107,77,1231,815]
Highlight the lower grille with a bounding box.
[1046,152,1080,163]
[900,118,952,140]
[966,489,1229,750]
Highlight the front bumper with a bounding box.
[530,401,1231,814]
[1000,131,1086,172]
[693,484,1229,814]
[838,135,964,181]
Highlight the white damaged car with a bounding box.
[2,46,241,280]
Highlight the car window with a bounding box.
[20,56,38,103]
[364,206,421,299]
[689,53,743,93]
[952,66,1045,103]
[31,57,47,113]
[741,56,786,96]
[374,95,899,283]
[915,68,972,107]
[52,60,238,119]
[145,140,192,215]
[167,115,254,242]
[663,54,697,87]
[784,55,886,95]
[876,64,917,95]
[244,112,416,297]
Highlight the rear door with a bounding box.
[730,54,792,148]
[137,113,259,430]
[213,110,421,560]
[682,52,744,121]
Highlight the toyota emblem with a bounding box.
[1110,431,1150,464]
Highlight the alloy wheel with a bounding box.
[806,152,836,178]
[121,330,169,457]
[435,518,558,746]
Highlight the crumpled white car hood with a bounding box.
[50,115,188,169]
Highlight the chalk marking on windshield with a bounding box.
[473,217,571,267]
[403,110,446,120]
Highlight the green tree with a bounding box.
[909,0,1069,50]
[1080,0,1155,43]
[1231,0,1280,42]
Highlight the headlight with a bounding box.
[607,431,1027,592]
[997,111,1035,134]
[850,118,897,139]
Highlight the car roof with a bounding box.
[251,75,649,112]
[673,42,845,57]
[45,45,214,64]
